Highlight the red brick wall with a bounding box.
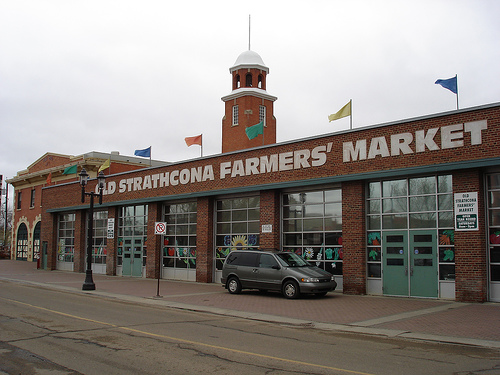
[40,104,500,301]
[106,206,118,276]
[222,66,276,153]
[27,154,71,174]
[259,189,280,249]
[40,210,58,270]
[74,210,86,273]
[42,106,499,212]
[146,203,162,279]
[222,96,276,153]
[453,169,487,302]
[196,196,214,282]
[342,181,366,294]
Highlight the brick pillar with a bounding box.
[106,207,118,276]
[74,210,87,273]
[146,202,162,279]
[342,180,366,294]
[259,189,280,249]
[453,170,487,302]
[41,211,58,270]
[196,196,214,283]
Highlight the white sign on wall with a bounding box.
[454,192,478,231]
[261,224,273,233]
[107,218,115,239]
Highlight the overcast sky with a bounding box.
[1,0,499,190]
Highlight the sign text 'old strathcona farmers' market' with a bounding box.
[99,120,487,196]
[100,143,333,195]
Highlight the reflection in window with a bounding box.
[117,205,148,267]
[488,173,500,283]
[57,213,75,263]
[367,175,454,280]
[91,211,108,265]
[215,196,260,271]
[163,202,197,270]
[282,188,342,275]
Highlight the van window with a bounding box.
[259,254,278,268]
[226,252,259,267]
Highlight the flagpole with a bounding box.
[262,122,265,146]
[200,134,203,158]
[248,15,251,50]
[149,146,152,167]
[350,99,352,130]
[455,74,459,110]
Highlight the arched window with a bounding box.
[245,73,252,87]
[33,222,41,261]
[16,223,28,261]
[234,74,240,90]
[258,74,264,89]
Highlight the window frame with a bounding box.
[232,105,239,126]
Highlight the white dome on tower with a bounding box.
[230,50,269,73]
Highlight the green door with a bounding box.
[382,230,438,297]
[122,238,143,277]
[409,230,438,298]
[382,231,408,296]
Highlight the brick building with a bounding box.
[7,151,168,265]
[39,49,500,302]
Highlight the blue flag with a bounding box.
[134,146,151,157]
[435,76,457,94]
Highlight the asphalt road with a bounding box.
[1,282,499,375]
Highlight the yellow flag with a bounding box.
[98,158,110,172]
[328,101,351,122]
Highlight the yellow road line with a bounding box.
[3,296,374,375]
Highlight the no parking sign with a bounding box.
[155,222,167,235]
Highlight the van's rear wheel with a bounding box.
[282,280,300,299]
[227,277,242,294]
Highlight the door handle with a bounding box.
[405,266,408,276]
[410,266,414,276]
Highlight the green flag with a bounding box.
[245,121,264,140]
[62,165,77,175]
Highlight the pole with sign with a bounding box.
[155,222,167,297]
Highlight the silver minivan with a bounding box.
[221,250,337,299]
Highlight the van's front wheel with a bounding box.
[227,277,242,294]
[282,280,300,299]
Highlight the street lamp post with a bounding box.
[79,168,105,291]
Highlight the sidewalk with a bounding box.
[1,259,499,349]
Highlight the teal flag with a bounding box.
[62,165,77,175]
[245,121,264,140]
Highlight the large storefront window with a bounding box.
[162,202,197,280]
[215,196,260,271]
[487,173,500,301]
[282,188,342,275]
[57,213,75,270]
[117,205,147,277]
[91,211,108,271]
[366,175,454,298]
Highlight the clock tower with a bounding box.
[221,50,277,153]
